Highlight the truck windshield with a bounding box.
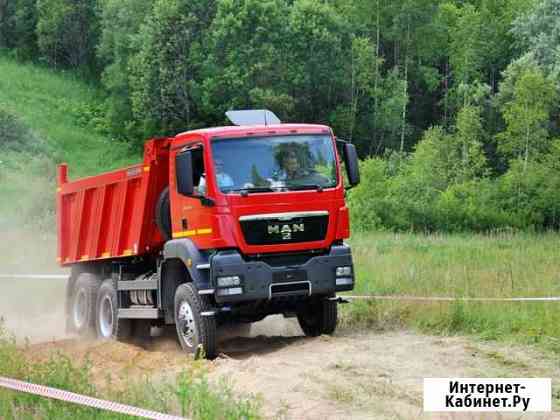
[211,134,338,193]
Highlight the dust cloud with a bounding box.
[0,228,69,344]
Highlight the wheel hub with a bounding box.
[99,295,114,338]
[178,301,196,348]
[73,289,87,329]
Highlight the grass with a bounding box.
[342,231,560,352]
[0,324,262,419]
[0,55,138,178]
[0,54,140,230]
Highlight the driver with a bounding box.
[198,158,234,194]
[273,145,307,185]
[272,143,331,187]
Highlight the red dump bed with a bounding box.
[56,138,170,266]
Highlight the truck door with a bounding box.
[169,142,214,246]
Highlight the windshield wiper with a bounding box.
[224,187,277,196]
[286,184,324,192]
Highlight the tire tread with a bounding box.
[71,273,101,336]
[175,283,217,359]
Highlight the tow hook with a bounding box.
[327,296,349,304]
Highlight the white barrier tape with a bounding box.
[1,274,558,303]
[0,376,186,420]
[343,295,560,302]
[0,274,68,279]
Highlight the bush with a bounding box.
[0,106,48,155]
[347,158,391,231]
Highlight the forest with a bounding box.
[0,0,559,232]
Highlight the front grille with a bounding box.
[240,214,329,245]
[245,250,325,267]
[270,281,311,297]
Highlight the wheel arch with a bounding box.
[162,239,210,286]
[161,239,211,324]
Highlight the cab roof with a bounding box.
[175,123,332,140]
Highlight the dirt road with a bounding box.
[20,316,559,419]
[2,276,557,418]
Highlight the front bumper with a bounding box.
[210,244,354,303]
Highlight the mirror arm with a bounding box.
[198,196,215,207]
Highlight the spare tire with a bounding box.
[155,187,172,240]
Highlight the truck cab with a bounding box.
[59,111,360,359]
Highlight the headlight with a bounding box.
[217,275,241,287]
[336,266,352,277]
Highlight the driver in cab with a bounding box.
[271,144,329,188]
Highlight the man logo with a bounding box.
[268,223,304,240]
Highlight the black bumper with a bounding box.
[210,244,354,304]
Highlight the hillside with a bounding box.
[0,55,138,176]
[0,55,140,229]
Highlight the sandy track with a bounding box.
[2,278,558,419]
[19,316,559,420]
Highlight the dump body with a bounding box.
[57,138,170,265]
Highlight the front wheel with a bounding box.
[174,283,217,359]
[297,297,338,337]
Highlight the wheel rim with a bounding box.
[178,301,196,348]
[73,289,87,329]
[99,295,114,338]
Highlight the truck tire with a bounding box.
[174,283,217,359]
[297,297,338,337]
[155,187,172,240]
[70,273,101,336]
[95,279,132,341]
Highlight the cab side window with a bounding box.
[191,147,206,195]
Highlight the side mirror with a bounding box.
[343,143,360,188]
[176,151,194,196]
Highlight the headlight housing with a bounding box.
[336,266,352,277]
[217,275,241,287]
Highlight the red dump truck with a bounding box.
[57,110,360,358]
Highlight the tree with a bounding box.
[287,0,350,124]
[496,59,558,171]
[98,0,153,138]
[513,0,560,78]
[0,0,16,49]
[453,104,488,182]
[385,0,443,152]
[13,0,39,60]
[0,0,39,60]
[344,36,383,144]
[129,0,217,136]
[36,0,100,73]
[202,0,293,122]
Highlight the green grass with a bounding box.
[0,55,138,178]
[0,324,262,419]
[0,55,141,229]
[343,231,560,352]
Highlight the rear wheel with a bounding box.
[297,297,338,337]
[70,273,101,336]
[95,279,132,340]
[174,283,217,359]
